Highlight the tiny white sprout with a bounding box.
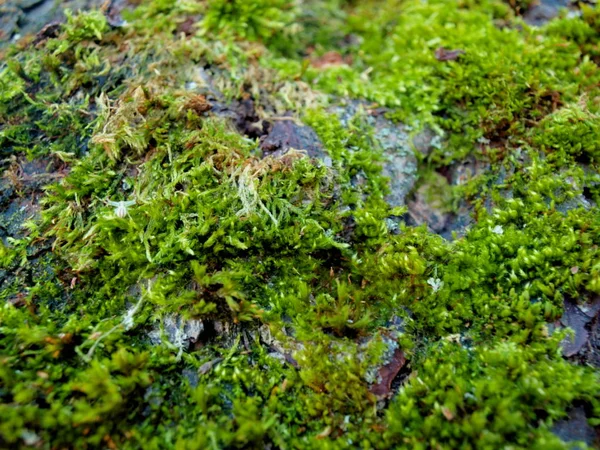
[491,225,504,235]
[107,199,136,218]
[122,304,137,330]
[427,277,443,293]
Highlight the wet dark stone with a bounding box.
[32,20,60,44]
[417,157,489,239]
[571,295,600,367]
[585,317,600,367]
[337,214,356,244]
[0,6,23,41]
[560,298,595,357]
[182,367,199,388]
[260,119,326,159]
[1,198,31,239]
[330,100,418,207]
[405,172,454,235]
[234,98,269,139]
[412,127,440,157]
[552,406,598,448]
[579,296,600,319]
[439,206,474,240]
[434,47,465,62]
[177,16,200,36]
[17,0,45,10]
[406,188,450,234]
[523,0,572,26]
[370,348,406,398]
[0,180,15,208]
[105,0,130,28]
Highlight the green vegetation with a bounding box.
[1,0,600,448]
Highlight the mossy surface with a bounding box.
[1,0,600,448]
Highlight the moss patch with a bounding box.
[1,0,600,448]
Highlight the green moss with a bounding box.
[203,0,298,42]
[386,339,600,448]
[2,1,600,448]
[534,102,600,163]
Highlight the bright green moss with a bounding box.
[386,339,600,448]
[534,102,600,163]
[274,0,600,166]
[2,1,600,448]
[0,240,17,269]
[203,0,299,42]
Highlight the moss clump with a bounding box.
[386,339,600,448]
[1,0,600,448]
[203,0,299,43]
[534,102,600,163]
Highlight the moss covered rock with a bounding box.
[1,0,600,448]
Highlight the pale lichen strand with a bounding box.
[1,0,600,448]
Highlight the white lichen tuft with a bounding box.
[491,225,504,235]
[122,295,144,330]
[427,277,444,292]
[233,164,279,227]
[79,283,147,362]
[148,315,204,360]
